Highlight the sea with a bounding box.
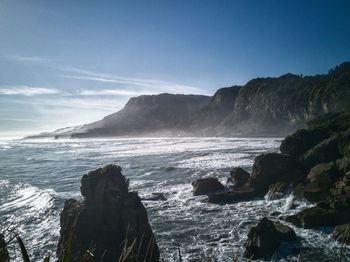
[0,137,349,261]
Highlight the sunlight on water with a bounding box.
[0,137,348,261]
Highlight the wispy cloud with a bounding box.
[79,89,155,96]
[0,86,60,96]
[56,64,207,95]
[8,55,50,64]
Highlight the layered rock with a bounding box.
[244,218,296,260]
[57,165,159,262]
[28,62,350,139]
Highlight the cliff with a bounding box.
[72,93,210,137]
[27,61,350,138]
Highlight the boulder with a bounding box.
[332,224,350,244]
[302,134,342,168]
[303,162,338,202]
[57,164,159,262]
[244,218,296,259]
[226,167,250,188]
[208,186,254,203]
[265,182,290,200]
[250,153,304,196]
[192,177,226,196]
[0,233,9,262]
[273,221,297,241]
[285,203,350,228]
[280,128,330,157]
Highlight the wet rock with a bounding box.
[208,186,254,203]
[192,177,226,196]
[265,182,290,200]
[226,167,250,188]
[250,153,304,196]
[57,164,159,262]
[332,224,350,244]
[0,233,9,262]
[285,202,350,228]
[142,193,166,201]
[280,128,330,157]
[244,218,296,259]
[273,221,297,241]
[302,134,342,168]
[303,162,338,203]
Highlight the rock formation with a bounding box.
[57,165,159,262]
[27,61,350,139]
[226,167,250,188]
[244,217,296,259]
[191,177,226,196]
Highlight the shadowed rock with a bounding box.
[192,177,226,196]
[226,167,250,188]
[250,153,304,196]
[333,224,350,245]
[244,218,296,260]
[57,164,159,262]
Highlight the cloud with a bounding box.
[58,66,207,95]
[79,89,155,96]
[8,55,50,64]
[0,86,60,96]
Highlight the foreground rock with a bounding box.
[332,224,350,244]
[244,218,296,259]
[57,165,159,262]
[226,167,250,188]
[192,177,226,196]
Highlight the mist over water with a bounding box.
[0,137,348,261]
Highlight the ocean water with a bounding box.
[0,137,349,262]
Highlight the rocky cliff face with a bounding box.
[73,93,210,137]
[219,62,350,135]
[29,62,350,138]
[57,165,159,262]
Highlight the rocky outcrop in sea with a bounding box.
[56,164,159,262]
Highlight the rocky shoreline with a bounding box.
[1,112,350,261]
[191,111,350,259]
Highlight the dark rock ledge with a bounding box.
[56,164,159,262]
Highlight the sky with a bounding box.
[0,0,350,138]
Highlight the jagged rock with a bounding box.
[57,165,159,262]
[280,128,331,157]
[191,177,226,196]
[250,153,304,196]
[226,167,250,188]
[303,162,338,202]
[265,182,290,200]
[285,202,350,228]
[208,186,254,203]
[302,135,342,168]
[244,218,296,259]
[332,224,350,244]
[273,221,297,241]
[0,233,9,262]
[142,193,166,201]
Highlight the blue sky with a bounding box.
[1,0,350,138]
